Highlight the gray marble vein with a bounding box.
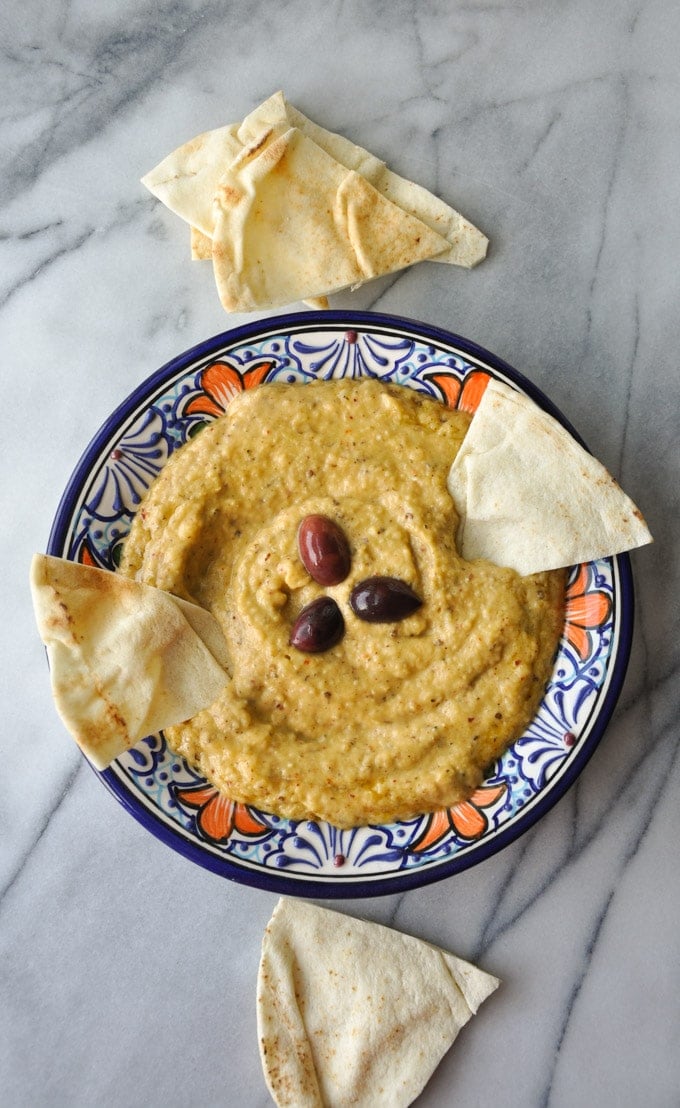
[2,0,679,1105]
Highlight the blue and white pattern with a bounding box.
[49,313,631,897]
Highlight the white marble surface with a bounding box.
[3,1,679,1104]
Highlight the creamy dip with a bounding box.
[120,379,564,828]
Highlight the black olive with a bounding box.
[297,515,351,586]
[349,576,422,623]
[289,596,345,653]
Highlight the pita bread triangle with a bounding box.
[251,92,488,267]
[190,220,329,308]
[142,91,488,271]
[30,554,229,770]
[190,224,213,259]
[141,121,243,240]
[446,378,652,575]
[257,898,499,1108]
[211,125,450,311]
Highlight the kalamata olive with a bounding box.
[297,515,351,586]
[349,576,423,623]
[289,596,345,653]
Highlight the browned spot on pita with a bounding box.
[30,554,228,770]
[215,183,244,208]
[257,899,499,1107]
[241,125,274,160]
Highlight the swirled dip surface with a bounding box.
[120,379,564,828]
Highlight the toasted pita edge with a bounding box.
[190,225,213,259]
[144,91,488,269]
[211,126,451,312]
[30,554,229,770]
[189,226,328,310]
[257,897,499,1108]
[447,379,653,574]
[141,121,242,237]
[242,91,488,267]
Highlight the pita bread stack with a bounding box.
[30,555,229,769]
[211,126,455,312]
[257,898,499,1107]
[447,379,653,575]
[141,91,488,312]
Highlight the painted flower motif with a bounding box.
[78,540,101,568]
[287,331,416,380]
[173,783,269,844]
[563,564,612,662]
[426,368,491,412]
[86,408,171,521]
[75,529,129,570]
[409,781,507,852]
[184,358,275,419]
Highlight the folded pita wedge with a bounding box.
[30,554,229,770]
[189,224,328,311]
[190,225,213,260]
[446,379,652,575]
[249,91,488,269]
[257,898,499,1108]
[143,91,488,270]
[211,125,450,311]
[142,122,243,240]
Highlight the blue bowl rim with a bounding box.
[46,309,634,898]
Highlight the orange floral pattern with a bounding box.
[427,368,491,412]
[79,542,97,567]
[563,564,612,662]
[185,359,274,419]
[174,783,269,843]
[61,322,627,885]
[410,782,508,852]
